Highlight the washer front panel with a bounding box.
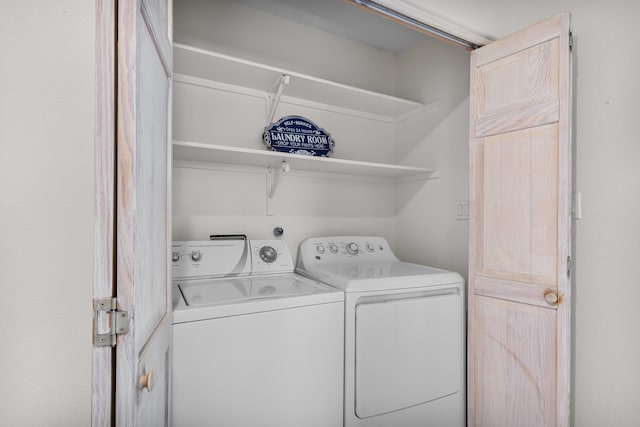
[173,299,344,427]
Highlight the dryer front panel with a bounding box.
[354,292,463,419]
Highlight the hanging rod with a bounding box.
[350,0,481,50]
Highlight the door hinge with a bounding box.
[567,256,572,278]
[94,298,129,347]
[569,32,574,51]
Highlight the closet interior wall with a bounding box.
[172,0,469,273]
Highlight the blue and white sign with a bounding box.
[263,116,335,157]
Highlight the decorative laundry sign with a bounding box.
[263,116,335,157]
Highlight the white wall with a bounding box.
[172,0,416,252]
[0,1,94,426]
[172,80,396,162]
[172,162,398,255]
[394,36,470,278]
[173,0,398,96]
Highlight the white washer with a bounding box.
[172,238,344,427]
[297,236,465,427]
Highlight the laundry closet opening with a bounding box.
[171,0,471,280]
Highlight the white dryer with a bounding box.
[297,236,465,427]
[172,237,344,427]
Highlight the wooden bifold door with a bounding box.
[92,0,173,425]
[467,13,572,427]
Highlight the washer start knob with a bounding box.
[259,246,278,263]
[346,243,359,256]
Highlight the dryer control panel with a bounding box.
[297,236,398,267]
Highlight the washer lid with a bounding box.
[172,273,344,324]
[297,261,463,292]
[179,273,337,307]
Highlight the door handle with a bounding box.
[544,290,558,306]
[139,369,154,392]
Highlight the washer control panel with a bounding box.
[172,239,251,280]
[250,240,293,274]
[302,236,397,265]
[172,239,293,279]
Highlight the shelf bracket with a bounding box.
[266,161,291,216]
[266,74,290,124]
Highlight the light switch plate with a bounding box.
[572,192,582,220]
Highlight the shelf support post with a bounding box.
[266,74,290,124]
[266,161,290,216]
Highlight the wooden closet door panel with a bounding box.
[468,13,572,427]
[480,124,558,285]
[474,296,557,427]
[115,0,173,425]
[475,38,560,138]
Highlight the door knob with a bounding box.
[544,290,558,306]
[139,370,153,392]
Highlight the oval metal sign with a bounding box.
[263,115,335,157]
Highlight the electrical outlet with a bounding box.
[456,201,469,221]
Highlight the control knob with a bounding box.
[328,244,338,254]
[190,251,202,262]
[259,246,278,263]
[366,243,374,253]
[172,252,181,262]
[346,243,359,256]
